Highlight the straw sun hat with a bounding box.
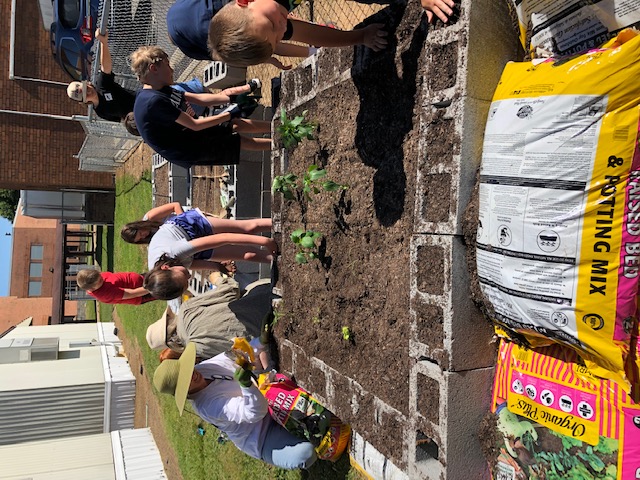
[153,342,197,415]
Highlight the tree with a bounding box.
[0,190,20,221]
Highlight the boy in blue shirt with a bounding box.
[167,0,455,65]
[130,46,270,169]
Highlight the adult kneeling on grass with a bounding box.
[153,342,317,470]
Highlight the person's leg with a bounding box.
[206,217,272,234]
[210,245,273,263]
[239,136,272,151]
[232,118,271,134]
[261,421,317,470]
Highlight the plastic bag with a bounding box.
[477,31,640,387]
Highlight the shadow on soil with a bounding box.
[353,2,428,226]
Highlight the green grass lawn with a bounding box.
[101,171,363,480]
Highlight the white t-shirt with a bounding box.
[147,224,197,269]
[190,354,270,459]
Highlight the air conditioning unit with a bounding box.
[0,337,59,364]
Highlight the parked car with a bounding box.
[50,0,100,81]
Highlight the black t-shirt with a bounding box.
[94,71,136,122]
[134,86,238,168]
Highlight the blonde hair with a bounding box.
[77,269,102,290]
[130,46,169,81]
[208,4,274,67]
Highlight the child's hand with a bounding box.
[421,0,455,23]
[361,23,388,51]
[95,28,108,43]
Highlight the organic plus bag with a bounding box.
[488,339,640,480]
[477,31,640,386]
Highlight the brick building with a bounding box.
[0,0,114,191]
[0,209,81,332]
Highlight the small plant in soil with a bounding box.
[271,173,298,200]
[272,165,348,203]
[341,326,352,341]
[302,165,348,202]
[290,228,323,264]
[277,108,316,149]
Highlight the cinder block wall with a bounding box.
[0,0,113,191]
[274,1,522,478]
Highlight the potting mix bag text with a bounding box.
[258,372,351,462]
[477,31,640,386]
[490,339,640,480]
[510,0,640,57]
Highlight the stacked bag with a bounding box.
[479,3,640,477]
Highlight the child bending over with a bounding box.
[143,228,277,300]
[77,269,155,305]
[208,0,388,67]
[130,46,270,169]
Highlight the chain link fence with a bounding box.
[76,0,384,172]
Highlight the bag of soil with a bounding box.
[477,30,640,387]
[258,372,351,462]
[509,0,640,58]
[484,339,640,479]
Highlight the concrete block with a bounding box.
[351,432,408,480]
[410,234,495,371]
[409,361,494,480]
[202,61,247,89]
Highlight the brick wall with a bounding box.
[9,214,58,297]
[0,0,113,191]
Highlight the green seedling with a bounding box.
[273,165,348,203]
[290,228,323,264]
[302,165,348,202]
[278,108,316,149]
[341,326,352,341]
[272,173,298,200]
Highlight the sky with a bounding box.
[0,217,13,296]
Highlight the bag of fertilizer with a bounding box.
[477,30,640,387]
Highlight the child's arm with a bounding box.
[121,286,150,300]
[183,83,252,107]
[189,233,278,254]
[175,110,234,131]
[144,202,183,221]
[420,0,455,23]
[274,43,315,58]
[289,20,388,52]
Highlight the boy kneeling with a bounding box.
[130,46,270,169]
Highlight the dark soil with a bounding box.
[272,1,441,468]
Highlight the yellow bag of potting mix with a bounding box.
[509,0,640,57]
[477,30,640,387]
[488,339,640,480]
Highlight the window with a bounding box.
[29,263,43,277]
[29,245,44,297]
[30,245,44,260]
[28,281,42,297]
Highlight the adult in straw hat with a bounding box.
[153,342,317,469]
